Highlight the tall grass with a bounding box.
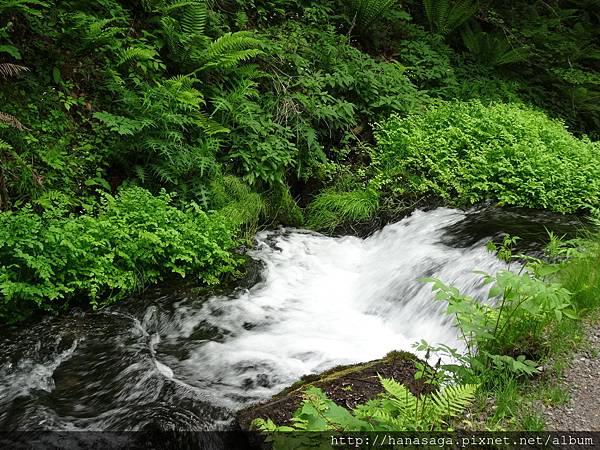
[556,231,600,312]
[306,188,380,232]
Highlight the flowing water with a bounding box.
[0,207,584,434]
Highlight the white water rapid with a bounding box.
[154,208,509,409]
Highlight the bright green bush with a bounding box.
[0,187,239,322]
[374,101,600,213]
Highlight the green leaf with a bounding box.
[0,44,21,59]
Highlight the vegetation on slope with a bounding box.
[0,187,239,322]
[1,1,599,320]
[1,0,600,436]
[375,101,600,213]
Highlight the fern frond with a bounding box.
[0,0,48,16]
[462,25,528,66]
[118,47,159,65]
[202,49,262,71]
[232,64,266,80]
[0,138,13,151]
[348,0,396,29]
[162,0,195,13]
[196,32,263,72]
[133,165,147,184]
[0,63,29,78]
[378,376,419,413]
[446,0,478,32]
[181,0,207,37]
[423,0,477,36]
[431,384,477,420]
[69,13,124,46]
[0,112,26,130]
[87,17,120,40]
[196,111,230,135]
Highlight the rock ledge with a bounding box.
[236,350,430,431]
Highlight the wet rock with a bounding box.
[236,350,430,431]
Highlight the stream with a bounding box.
[0,206,584,440]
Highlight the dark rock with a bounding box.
[236,350,432,431]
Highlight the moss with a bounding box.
[236,350,428,431]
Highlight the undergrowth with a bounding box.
[0,187,240,322]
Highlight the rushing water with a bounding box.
[0,207,583,433]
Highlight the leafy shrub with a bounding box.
[461,25,529,68]
[256,21,420,181]
[210,174,267,236]
[444,64,525,104]
[476,1,600,138]
[374,100,600,213]
[551,222,600,312]
[421,261,577,381]
[253,377,477,444]
[0,187,239,322]
[393,24,457,90]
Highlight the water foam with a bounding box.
[156,208,508,408]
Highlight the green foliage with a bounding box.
[475,1,600,137]
[0,187,239,322]
[461,25,529,67]
[0,62,30,210]
[347,0,397,31]
[256,21,419,182]
[374,101,600,213]
[2,0,600,327]
[420,260,577,382]
[211,175,267,234]
[0,0,48,16]
[306,188,379,232]
[354,378,477,431]
[253,377,477,443]
[550,222,600,312]
[422,0,477,36]
[94,74,226,196]
[393,24,457,90]
[146,0,264,73]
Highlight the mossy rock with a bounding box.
[236,350,431,431]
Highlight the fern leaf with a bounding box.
[0,0,48,16]
[0,63,29,78]
[431,384,477,420]
[0,138,13,151]
[201,49,263,71]
[348,0,396,30]
[423,0,477,36]
[378,376,418,413]
[118,47,160,65]
[446,0,478,33]
[133,165,147,184]
[196,32,263,72]
[0,112,26,130]
[181,0,207,37]
[197,111,230,135]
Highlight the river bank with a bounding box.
[0,206,587,434]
